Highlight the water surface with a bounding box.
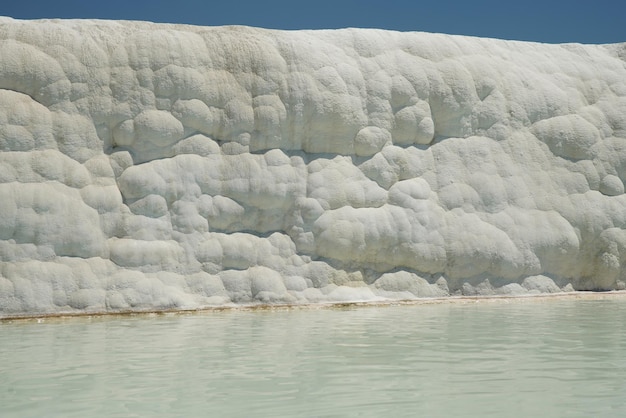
[2,298,626,417]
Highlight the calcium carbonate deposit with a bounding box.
[1,17,626,317]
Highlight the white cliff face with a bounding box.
[1,18,626,316]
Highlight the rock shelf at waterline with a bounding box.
[1,17,626,317]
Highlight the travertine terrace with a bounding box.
[1,18,626,316]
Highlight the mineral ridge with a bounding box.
[1,18,626,316]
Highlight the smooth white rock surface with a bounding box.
[1,17,626,316]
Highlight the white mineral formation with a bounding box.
[1,18,625,317]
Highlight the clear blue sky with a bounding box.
[1,0,624,44]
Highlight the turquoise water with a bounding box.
[2,298,626,417]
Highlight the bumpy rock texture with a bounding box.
[1,18,626,316]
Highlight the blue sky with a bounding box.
[1,0,624,44]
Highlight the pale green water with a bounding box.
[2,299,626,417]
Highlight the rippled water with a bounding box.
[2,298,626,417]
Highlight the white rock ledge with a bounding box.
[1,18,626,317]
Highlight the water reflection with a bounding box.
[1,299,626,417]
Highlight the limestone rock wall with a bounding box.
[1,18,626,316]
